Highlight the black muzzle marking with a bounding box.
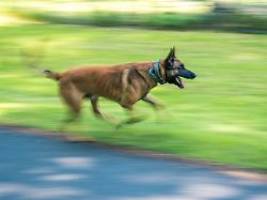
[167,69,197,80]
[178,69,197,79]
[166,68,197,89]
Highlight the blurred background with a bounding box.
[0,0,266,170]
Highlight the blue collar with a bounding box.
[148,61,166,84]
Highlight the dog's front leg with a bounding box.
[116,106,146,129]
[142,94,164,110]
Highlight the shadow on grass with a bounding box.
[11,2,267,34]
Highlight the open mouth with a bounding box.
[175,76,184,89]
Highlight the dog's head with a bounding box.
[162,47,196,89]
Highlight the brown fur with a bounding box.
[46,61,165,122]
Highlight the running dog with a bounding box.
[44,47,196,127]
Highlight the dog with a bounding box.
[44,47,196,127]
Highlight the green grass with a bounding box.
[0,24,266,170]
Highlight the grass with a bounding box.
[0,24,266,170]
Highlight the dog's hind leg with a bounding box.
[90,95,103,118]
[59,83,83,126]
[142,94,164,110]
[86,95,118,124]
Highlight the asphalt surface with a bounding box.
[0,127,266,200]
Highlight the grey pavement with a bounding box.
[0,127,266,200]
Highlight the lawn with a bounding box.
[0,24,266,170]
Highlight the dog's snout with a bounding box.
[190,72,197,79]
[179,69,197,79]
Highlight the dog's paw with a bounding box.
[155,103,165,110]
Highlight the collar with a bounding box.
[148,60,166,84]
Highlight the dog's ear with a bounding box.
[172,46,176,57]
[165,47,175,61]
[172,46,176,56]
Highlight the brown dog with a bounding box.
[44,47,196,127]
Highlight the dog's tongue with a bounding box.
[175,77,184,89]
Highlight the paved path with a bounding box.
[0,127,266,200]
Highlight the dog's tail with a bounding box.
[43,69,62,81]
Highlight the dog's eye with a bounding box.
[169,58,175,63]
